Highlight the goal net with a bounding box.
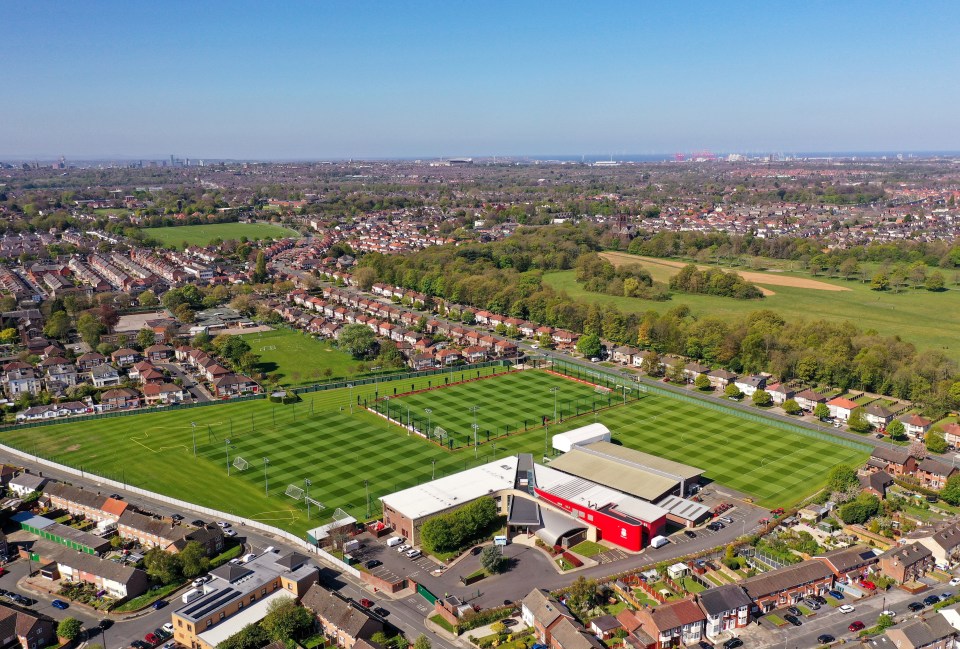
[434,426,447,442]
[305,497,325,511]
[284,484,305,501]
[233,457,249,471]
[594,386,611,395]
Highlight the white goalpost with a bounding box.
[284,484,305,501]
[233,457,249,471]
[434,426,447,442]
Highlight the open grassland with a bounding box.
[146,222,300,248]
[545,258,960,358]
[0,366,865,539]
[240,328,360,386]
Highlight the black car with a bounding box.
[722,639,743,649]
[365,559,382,569]
[373,607,389,617]
[908,601,925,612]
[924,594,942,606]
[99,620,113,630]
[191,519,205,527]
[812,595,828,605]
[132,641,150,649]
[109,493,123,500]
[817,635,834,644]
[171,514,184,521]
[783,614,802,626]
[787,606,802,616]
[684,530,697,539]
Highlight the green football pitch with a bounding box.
[1,366,866,538]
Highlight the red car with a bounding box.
[144,633,160,646]
[359,598,374,608]
[848,621,865,633]
[859,580,877,591]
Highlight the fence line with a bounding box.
[550,359,872,453]
[291,359,513,395]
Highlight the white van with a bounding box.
[182,588,202,604]
[386,536,404,547]
[650,535,669,549]
[241,553,257,563]
[343,539,361,553]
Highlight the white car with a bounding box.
[162,623,174,634]
[839,604,855,614]
[217,521,231,528]
[950,577,960,586]
[396,544,410,553]
[223,528,237,537]
[881,610,896,618]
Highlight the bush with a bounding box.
[420,498,499,554]
[782,399,801,415]
[561,552,583,568]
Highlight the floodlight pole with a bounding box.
[191,422,197,458]
[305,478,312,519]
[425,408,432,437]
[470,405,480,459]
[550,386,559,422]
[225,438,232,476]
[544,422,549,459]
[432,459,436,480]
[263,457,269,496]
[348,383,354,414]
[364,479,370,519]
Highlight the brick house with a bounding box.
[301,584,383,649]
[865,446,917,477]
[695,584,752,641]
[622,600,707,648]
[44,483,128,523]
[815,545,879,584]
[0,603,53,649]
[522,589,575,645]
[878,543,934,583]
[100,387,142,411]
[740,561,834,612]
[917,457,957,490]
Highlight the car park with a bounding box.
[908,601,925,612]
[839,604,855,613]
[51,599,68,610]
[784,614,801,626]
[848,621,865,632]
[817,635,835,644]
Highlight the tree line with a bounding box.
[668,264,765,299]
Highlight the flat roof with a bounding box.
[656,495,712,522]
[534,464,668,523]
[380,455,519,520]
[306,515,358,542]
[581,441,703,480]
[197,590,295,647]
[547,450,679,501]
[552,423,611,447]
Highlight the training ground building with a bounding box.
[380,438,708,552]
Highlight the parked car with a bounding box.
[848,621,865,632]
[950,577,960,587]
[99,620,113,630]
[406,549,422,559]
[941,591,954,601]
[828,590,845,600]
[881,610,896,618]
[722,639,743,649]
[154,628,170,640]
[396,544,410,553]
[144,633,160,646]
[171,514,184,521]
[359,598,374,608]
[373,606,389,617]
[859,579,876,591]
[839,604,855,614]
[190,519,205,527]
[803,598,820,610]
[924,594,942,606]
[908,602,925,612]
[216,521,231,528]
[817,635,834,644]
[684,530,697,539]
[152,600,167,610]
[223,529,237,537]
[365,559,382,569]
[787,606,802,616]
[812,595,828,605]
[162,623,174,634]
[51,599,68,610]
[784,614,802,626]
[720,516,734,524]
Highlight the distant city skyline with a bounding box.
[3,1,959,159]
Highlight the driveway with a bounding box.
[157,362,212,402]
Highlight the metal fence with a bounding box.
[550,359,873,453]
[291,359,513,395]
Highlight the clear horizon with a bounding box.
[4,1,959,159]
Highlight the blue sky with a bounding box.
[2,1,958,159]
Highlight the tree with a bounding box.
[886,419,907,441]
[480,545,506,574]
[136,328,156,350]
[57,618,83,641]
[252,251,268,283]
[174,303,195,324]
[871,272,890,291]
[414,635,432,649]
[138,289,159,307]
[694,374,712,391]
[178,541,210,578]
[0,328,17,344]
[838,493,881,525]
[827,464,860,493]
[813,403,830,421]
[191,330,212,349]
[926,270,946,291]
[376,339,406,370]
[926,430,948,454]
[43,311,71,340]
[848,407,872,433]
[566,576,599,613]
[143,547,181,585]
[338,323,378,359]
[77,312,105,347]
[877,614,894,630]
[724,383,743,400]
[218,624,270,649]
[941,474,960,506]
[576,333,602,359]
[752,389,772,407]
[782,399,801,415]
[261,597,314,642]
[353,267,376,291]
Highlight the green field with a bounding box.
[380,370,615,443]
[241,329,362,386]
[146,222,300,248]
[545,255,960,358]
[0,366,865,540]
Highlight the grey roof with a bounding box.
[918,457,955,476]
[879,542,932,564]
[696,584,752,615]
[871,446,912,465]
[209,563,253,583]
[508,497,541,526]
[275,551,309,570]
[42,543,145,584]
[118,510,187,541]
[301,584,381,638]
[886,613,956,648]
[590,615,621,632]
[549,618,605,649]
[9,473,47,491]
[816,546,878,573]
[521,588,572,628]
[740,561,833,599]
[860,471,894,493]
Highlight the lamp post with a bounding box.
[191,422,197,458]
[364,479,371,518]
[305,478,312,519]
[470,405,480,458]
[550,386,559,421]
[263,457,269,496]
[225,438,232,476]
[347,383,354,414]
[544,421,550,459]
[425,408,432,437]
[432,459,436,480]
